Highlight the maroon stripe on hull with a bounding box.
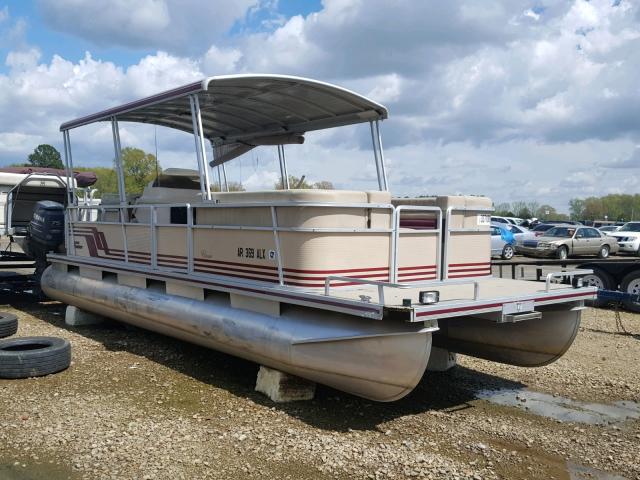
[448,273,489,278]
[73,226,436,285]
[52,256,382,314]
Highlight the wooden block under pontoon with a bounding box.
[426,346,457,372]
[255,366,316,402]
[65,306,105,327]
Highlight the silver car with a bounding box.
[517,226,619,259]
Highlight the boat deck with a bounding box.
[326,276,596,322]
[48,254,596,324]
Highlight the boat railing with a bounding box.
[443,206,494,279]
[324,275,481,305]
[67,201,445,287]
[391,205,443,283]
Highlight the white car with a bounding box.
[608,222,640,256]
[491,216,516,225]
[598,225,620,234]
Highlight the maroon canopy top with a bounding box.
[0,167,97,187]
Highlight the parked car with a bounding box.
[491,216,515,225]
[531,223,566,236]
[508,224,536,241]
[490,223,515,259]
[544,220,583,226]
[508,225,536,252]
[517,226,619,260]
[598,225,620,234]
[505,217,524,225]
[607,221,640,256]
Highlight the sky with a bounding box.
[0,0,638,212]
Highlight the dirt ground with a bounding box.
[0,294,638,480]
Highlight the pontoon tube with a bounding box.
[41,266,432,401]
[433,307,581,367]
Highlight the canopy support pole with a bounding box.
[189,95,208,200]
[375,120,389,191]
[62,130,75,207]
[194,95,212,201]
[277,145,290,190]
[221,164,229,192]
[110,117,127,206]
[370,121,383,191]
[217,166,223,192]
[62,130,74,254]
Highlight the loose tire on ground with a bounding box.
[582,269,615,308]
[0,336,71,379]
[0,313,18,339]
[621,271,640,313]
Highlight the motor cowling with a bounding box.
[28,200,65,249]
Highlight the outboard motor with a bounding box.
[25,200,65,276]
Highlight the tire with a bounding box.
[556,246,568,260]
[0,336,71,379]
[501,244,514,260]
[0,313,18,339]
[582,269,615,308]
[597,245,610,259]
[621,271,640,313]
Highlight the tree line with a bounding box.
[493,201,569,221]
[23,145,635,219]
[18,144,333,196]
[569,194,640,222]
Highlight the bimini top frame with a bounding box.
[60,75,390,199]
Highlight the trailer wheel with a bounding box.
[0,336,71,379]
[582,270,615,308]
[621,271,640,313]
[597,245,610,259]
[0,313,18,338]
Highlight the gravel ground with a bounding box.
[0,294,638,480]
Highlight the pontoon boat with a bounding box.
[40,75,596,401]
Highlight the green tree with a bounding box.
[535,205,557,220]
[275,175,334,190]
[121,147,160,194]
[568,193,640,221]
[493,202,513,216]
[212,181,245,192]
[569,198,585,220]
[73,148,160,197]
[27,144,64,169]
[313,180,334,190]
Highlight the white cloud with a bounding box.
[242,170,280,190]
[202,46,243,75]
[0,0,638,212]
[38,0,257,54]
[601,147,640,169]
